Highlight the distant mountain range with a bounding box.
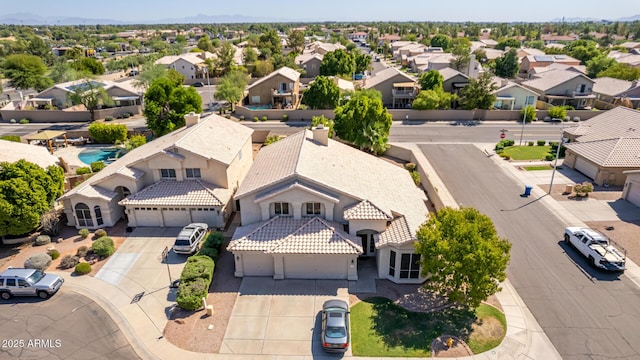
[1,12,639,25]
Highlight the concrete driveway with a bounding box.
[95,227,188,332]
[221,277,351,357]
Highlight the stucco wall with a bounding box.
[1,105,141,122]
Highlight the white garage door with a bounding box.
[627,183,640,207]
[242,253,274,276]
[191,208,217,227]
[163,208,191,227]
[133,208,162,227]
[574,157,599,180]
[284,255,348,279]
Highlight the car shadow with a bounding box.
[557,240,624,281]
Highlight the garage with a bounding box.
[162,208,191,227]
[627,183,640,207]
[132,207,162,227]
[241,253,274,276]
[574,157,599,180]
[283,255,348,279]
[191,208,218,228]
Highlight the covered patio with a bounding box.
[25,130,68,154]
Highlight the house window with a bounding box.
[305,202,321,215]
[400,253,421,279]
[311,64,316,70]
[75,203,93,227]
[94,206,103,226]
[389,250,396,277]
[525,96,535,105]
[161,169,176,179]
[186,168,201,178]
[274,202,290,216]
[279,83,287,92]
[251,96,261,104]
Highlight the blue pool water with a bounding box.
[78,148,121,165]
[245,104,272,110]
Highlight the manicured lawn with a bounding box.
[503,145,551,160]
[350,297,506,357]
[523,165,553,171]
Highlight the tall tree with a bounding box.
[334,89,392,155]
[302,75,341,109]
[215,42,236,77]
[412,88,456,110]
[144,77,202,136]
[415,207,511,308]
[459,72,497,110]
[258,29,282,59]
[133,64,168,90]
[353,52,372,74]
[598,62,640,81]
[320,49,355,77]
[494,48,519,78]
[586,55,615,78]
[197,34,215,52]
[287,30,305,54]
[418,70,444,91]
[215,70,248,111]
[450,40,471,73]
[27,36,53,65]
[495,38,521,51]
[49,60,79,84]
[243,47,258,64]
[430,34,452,51]
[2,54,53,91]
[67,79,114,121]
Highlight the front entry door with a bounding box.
[357,232,376,257]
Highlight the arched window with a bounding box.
[94,206,104,226]
[75,203,93,227]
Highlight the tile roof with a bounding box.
[438,67,468,81]
[236,130,429,234]
[376,216,415,248]
[247,66,301,90]
[363,67,416,90]
[567,107,640,142]
[118,179,232,207]
[343,200,392,220]
[565,138,640,167]
[0,140,59,168]
[228,216,363,255]
[60,115,251,201]
[521,69,592,92]
[593,77,635,97]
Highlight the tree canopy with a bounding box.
[2,54,53,91]
[495,38,521,51]
[459,72,497,110]
[67,79,114,121]
[287,30,305,54]
[494,48,519,78]
[215,70,248,111]
[418,70,444,91]
[320,49,355,77]
[412,88,456,110]
[430,34,452,51]
[302,75,341,109]
[415,207,511,308]
[144,77,202,136]
[334,89,392,155]
[0,160,64,237]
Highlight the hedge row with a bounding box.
[196,232,224,260]
[176,255,215,311]
[88,123,127,144]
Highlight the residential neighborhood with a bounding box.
[1,4,640,360]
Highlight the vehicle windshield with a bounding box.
[174,239,191,246]
[326,326,346,338]
[26,270,45,284]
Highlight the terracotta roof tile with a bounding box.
[377,216,415,248]
[118,179,232,207]
[344,200,392,220]
[565,137,640,167]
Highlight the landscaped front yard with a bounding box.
[350,297,505,357]
[502,145,551,160]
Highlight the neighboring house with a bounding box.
[27,79,142,110]
[349,32,368,42]
[520,54,581,74]
[607,51,640,69]
[562,107,640,186]
[410,53,455,73]
[379,34,401,43]
[541,34,578,45]
[521,69,595,109]
[228,127,429,282]
[593,78,640,108]
[363,67,419,108]
[304,41,346,55]
[622,170,640,208]
[482,48,505,61]
[527,62,587,79]
[59,113,253,229]
[0,140,59,168]
[438,67,469,94]
[155,52,216,81]
[492,79,539,110]
[516,47,545,62]
[328,76,355,92]
[246,67,302,109]
[295,53,323,78]
[394,43,428,64]
[479,38,498,48]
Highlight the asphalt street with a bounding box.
[420,143,640,360]
[0,290,139,360]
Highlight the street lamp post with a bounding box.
[205,66,213,109]
[548,134,568,194]
[518,106,527,146]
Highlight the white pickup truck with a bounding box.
[564,227,626,271]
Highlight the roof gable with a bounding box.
[247,66,301,90]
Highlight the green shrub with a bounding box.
[104,116,114,121]
[282,114,289,122]
[410,171,421,186]
[176,255,215,311]
[0,135,21,142]
[90,161,106,172]
[499,153,511,160]
[550,142,566,158]
[528,141,534,146]
[19,118,30,124]
[88,123,127,144]
[548,106,567,120]
[197,247,219,260]
[264,135,281,145]
[261,116,268,122]
[24,253,52,271]
[74,262,92,275]
[59,255,80,269]
[520,106,536,123]
[574,181,594,197]
[404,163,417,172]
[78,229,90,239]
[48,249,60,260]
[94,229,107,238]
[76,246,89,258]
[253,117,259,122]
[92,236,115,258]
[76,167,91,175]
[203,232,224,251]
[563,105,575,111]
[537,140,546,146]
[545,153,555,161]
[34,235,51,246]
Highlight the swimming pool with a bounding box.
[245,104,273,110]
[78,148,122,165]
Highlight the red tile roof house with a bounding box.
[59,113,253,229]
[228,126,430,282]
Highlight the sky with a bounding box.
[2,0,638,23]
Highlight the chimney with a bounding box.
[184,111,200,127]
[312,124,329,146]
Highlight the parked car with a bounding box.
[0,268,64,300]
[564,227,626,271]
[321,299,350,352]
[192,82,205,87]
[127,70,139,76]
[173,223,208,255]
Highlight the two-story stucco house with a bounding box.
[246,67,302,109]
[228,126,430,283]
[59,113,253,230]
[363,67,419,109]
[521,69,595,109]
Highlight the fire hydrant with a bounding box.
[446,337,454,349]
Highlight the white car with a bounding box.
[564,227,626,271]
[173,223,208,255]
